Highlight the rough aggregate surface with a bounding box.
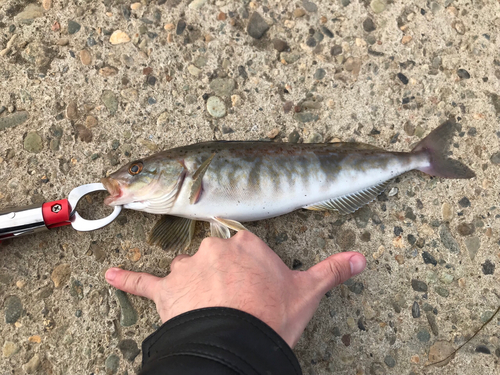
[1,0,500,374]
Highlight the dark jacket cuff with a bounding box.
[140,307,302,375]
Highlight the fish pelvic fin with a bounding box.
[412,117,475,179]
[304,180,391,214]
[148,215,196,252]
[210,221,230,239]
[189,153,216,204]
[210,217,247,239]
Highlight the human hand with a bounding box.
[105,231,366,348]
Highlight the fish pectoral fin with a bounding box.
[148,215,196,252]
[210,221,230,239]
[213,217,247,232]
[189,153,216,205]
[303,180,391,214]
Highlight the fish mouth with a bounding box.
[101,177,123,206]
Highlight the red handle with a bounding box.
[42,199,72,229]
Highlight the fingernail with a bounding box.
[105,268,120,282]
[349,254,366,276]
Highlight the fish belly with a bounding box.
[170,150,428,222]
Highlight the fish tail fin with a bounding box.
[412,117,475,179]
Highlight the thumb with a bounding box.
[105,267,161,301]
[306,252,366,296]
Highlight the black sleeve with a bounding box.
[140,307,302,375]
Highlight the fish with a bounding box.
[102,118,475,251]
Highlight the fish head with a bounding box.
[102,156,185,211]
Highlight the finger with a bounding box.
[170,254,190,271]
[306,252,366,296]
[105,268,161,300]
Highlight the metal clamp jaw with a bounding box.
[0,183,122,241]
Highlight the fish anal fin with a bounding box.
[189,153,216,204]
[210,221,230,239]
[148,215,196,252]
[304,180,391,214]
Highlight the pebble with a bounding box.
[210,78,235,97]
[397,73,409,85]
[83,115,98,128]
[23,354,41,374]
[384,355,396,368]
[56,38,69,46]
[0,111,29,131]
[105,354,120,374]
[110,30,131,44]
[363,18,376,32]
[482,260,495,275]
[457,222,474,236]
[490,152,500,164]
[348,282,364,294]
[2,341,19,357]
[293,8,306,18]
[118,339,140,361]
[187,64,201,76]
[247,12,269,39]
[272,39,288,52]
[388,187,398,197]
[115,290,138,326]
[231,95,242,107]
[422,251,437,266]
[76,125,93,142]
[313,68,326,80]
[426,312,439,336]
[294,112,318,123]
[188,0,207,10]
[435,286,449,297]
[441,203,453,221]
[341,0,351,5]
[100,67,118,77]
[24,132,43,153]
[16,5,44,20]
[417,329,430,342]
[288,130,300,143]
[176,20,186,35]
[157,112,169,126]
[280,52,301,64]
[101,90,119,115]
[370,0,387,13]
[336,229,356,251]
[458,197,471,207]
[80,50,92,65]
[302,0,318,12]
[457,69,470,79]
[475,345,491,355]
[306,132,323,143]
[411,279,428,292]
[401,35,412,44]
[412,301,420,318]
[67,20,81,35]
[51,263,71,288]
[331,45,342,56]
[66,101,79,120]
[267,128,280,139]
[4,295,23,324]
[439,225,460,253]
[206,96,226,118]
[428,341,455,367]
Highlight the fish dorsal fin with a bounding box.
[303,180,391,214]
[210,217,247,239]
[148,215,196,252]
[189,153,216,204]
[210,221,230,239]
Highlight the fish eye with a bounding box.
[128,161,143,175]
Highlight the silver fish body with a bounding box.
[102,118,475,251]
